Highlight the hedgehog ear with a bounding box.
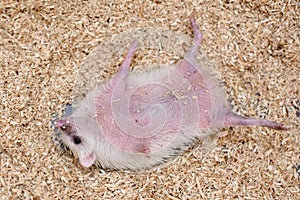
[56,119,75,134]
[79,152,96,168]
[56,119,67,128]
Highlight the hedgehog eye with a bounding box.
[73,136,82,144]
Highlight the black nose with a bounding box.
[60,124,67,130]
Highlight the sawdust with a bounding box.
[0,0,299,199]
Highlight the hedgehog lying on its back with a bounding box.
[56,17,287,171]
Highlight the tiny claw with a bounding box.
[130,41,138,52]
[189,16,203,45]
[273,124,290,131]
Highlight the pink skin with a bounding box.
[95,41,150,157]
[56,17,287,167]
[94,41,152,156]
[95,16,287,154]
[224,112,288,130]
[56,119,74,135]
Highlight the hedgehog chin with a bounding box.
[79,151,96,168]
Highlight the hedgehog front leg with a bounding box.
[105,41,151,156]
[114,41,138,80]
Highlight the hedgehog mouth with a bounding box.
[79,151,96,168]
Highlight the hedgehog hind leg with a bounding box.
[183,17,203,63]
[224,112,288,130]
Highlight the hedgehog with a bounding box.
[55,17,287,171]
